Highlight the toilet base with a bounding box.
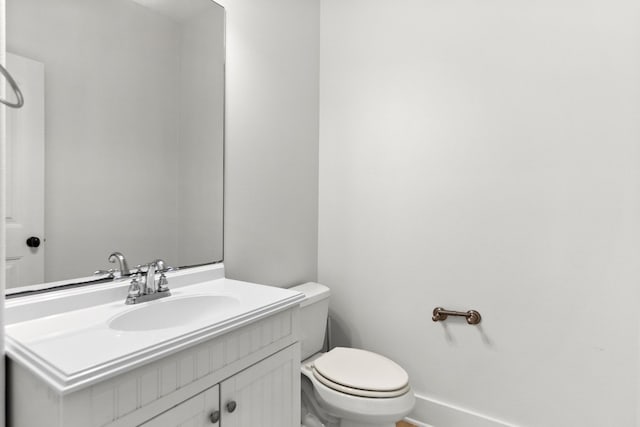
[300,353,414,427]
[302,376,397,427]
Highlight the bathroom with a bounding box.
[1,0,639,426]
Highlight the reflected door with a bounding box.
[5,52,45,288]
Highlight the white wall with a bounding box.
[218,0,319,287]
[318,1,640,426]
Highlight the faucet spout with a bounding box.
[142,259,169,293]
[145,261,158,293]
[108,252,130,276]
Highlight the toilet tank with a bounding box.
[290,282,330,361]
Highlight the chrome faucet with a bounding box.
[125,259,171,304]
[108,252,130,277]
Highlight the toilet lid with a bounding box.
[312,347,409,395]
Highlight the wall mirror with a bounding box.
[5,0,225,294]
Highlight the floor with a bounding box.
[397,422,416,427]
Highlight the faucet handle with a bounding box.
[157,273,170,292]
[125,276,141,304]
[132,264,146,274]
[128,276,141,297]
[94,269,116,279]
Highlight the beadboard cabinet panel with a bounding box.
[140,344,300,427]
[221,343,300,427]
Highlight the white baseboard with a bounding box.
[408,393,519,427]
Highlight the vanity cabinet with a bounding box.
[219,344,297,427]
[7,307,301,427]
[141,345,297,427]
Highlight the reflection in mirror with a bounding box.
[5,0,224,292]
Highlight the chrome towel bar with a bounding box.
[432,307,482,325]
[0,63,24,109]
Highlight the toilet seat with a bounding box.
[312,369,411,398]
[311,347,410,398]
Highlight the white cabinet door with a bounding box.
[140,385,220,427]
[220,345,300,427]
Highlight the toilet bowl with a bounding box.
[291,283,415,427]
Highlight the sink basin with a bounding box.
[109,295,240,331]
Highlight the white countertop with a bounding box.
[5,265,303,394]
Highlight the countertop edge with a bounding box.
[5,293,303,395]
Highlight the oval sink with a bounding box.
[109,295,240,331]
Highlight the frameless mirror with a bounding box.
[5,0,225,294]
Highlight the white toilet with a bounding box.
[292,282,415,427]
